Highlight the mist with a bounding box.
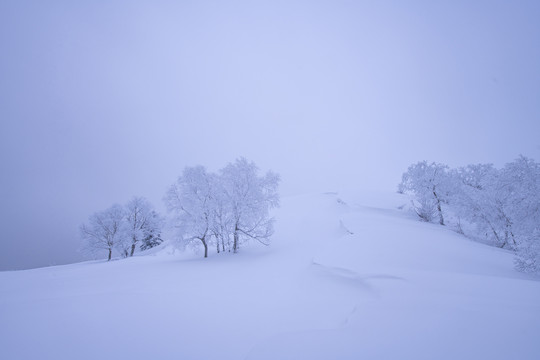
[1,0,539,270]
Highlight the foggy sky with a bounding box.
[1,0,539,270]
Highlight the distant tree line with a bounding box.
[399,156,540,274]
[80,158,280,260]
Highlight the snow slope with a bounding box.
[1,192,539,360]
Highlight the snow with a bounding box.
[1,192,539,359]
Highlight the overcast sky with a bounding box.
[1,0,539,270]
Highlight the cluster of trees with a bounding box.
[80,158,280,261]
[399,156,540,274]
[80,197,164,261]
[164,158,280,258]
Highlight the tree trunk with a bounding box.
[108,248,112,261]
[490,225,505,248]
[505,218,517,247]
[130,243,136,257]
[233,224,239,253]
[201,237,208,258]
[510,231,516,246]
[433,189,445,226]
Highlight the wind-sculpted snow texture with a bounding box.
[1,192,539,359]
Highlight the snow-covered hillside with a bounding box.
[1,192,539,359]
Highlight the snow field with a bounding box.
[1,192,539,359]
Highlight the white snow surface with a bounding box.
[1,192,539,359]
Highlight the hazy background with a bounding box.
[1,0,539,270]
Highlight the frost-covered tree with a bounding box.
[124,197,163,257]
[80,204,125,261]
[400,156,540,274]
[399,161,450,225]
[515,228,540,274]
[220,158,280,253]
[500,156,540,273]
[451,159,539,252]
[115,231,132,258]
[451,163,515,248]
[208,173,233,253]
[165,166,214,258]
[140,210,165,251]
[164,159,280,258]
